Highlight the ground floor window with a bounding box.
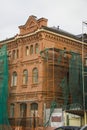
[30,103,38,117]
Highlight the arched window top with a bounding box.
[23,69,28,74]
[32,68,38,83]
[35,43,39,54]
[33,67,38,72]
[10,103,15,107]
[26,46,29,49]
[13,71,17,76]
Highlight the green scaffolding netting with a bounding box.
[40,48,86,126]
[0,45,11,130]
[40,48,86,109]
[59,50,83,109]
[69,52,83,105]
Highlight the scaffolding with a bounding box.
[0,45,12,130]
[40,45,87,126]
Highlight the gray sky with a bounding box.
[0,0,87,40]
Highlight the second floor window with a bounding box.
[32,68,38,83]
[11,71,17,86]
[23,69,28,85]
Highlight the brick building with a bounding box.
[0,15,87,129]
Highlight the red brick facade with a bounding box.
[0,15,87,129]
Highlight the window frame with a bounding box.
[30,45,33,55]
[23,69,28,85]
[11,71,17,87]
[20,103,27,117]
[25,46,29,56]
[32,68,38,83]
[35,43,39,54]
[30,103,38,117]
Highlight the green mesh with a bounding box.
[60,51,83,109]
[60,77,69,109]
[69,52,83,105]
[0,45,11,130]
[58,48,66,64]
[40,48,86,126]
[40,48,49,61]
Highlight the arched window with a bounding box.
[12,49,19,59]
[32,68,38,83]
[23,69,28,85]
[10,103,15,118]
[25,46,29,56]
[11,71,17,86]
[35,43,39,54]
[30,103,38,117]
[30,45,33,55]
[20,103,27,117]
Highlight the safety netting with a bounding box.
[0,45,12,130]
[69,52,83,106]
[59,50,83,109]
[40,48,86,126]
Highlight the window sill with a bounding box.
[31,83,38,87]
[22,85,27,88]
[10,86,17,89]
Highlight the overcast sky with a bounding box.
[0,0,87,40]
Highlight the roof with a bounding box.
[77,33,87,43]
[0,24,86,44]
[42,26,83,42]
[66,109,85,116]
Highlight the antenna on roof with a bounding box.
[57,26,59,29]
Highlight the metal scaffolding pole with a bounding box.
[82,21,87,125]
